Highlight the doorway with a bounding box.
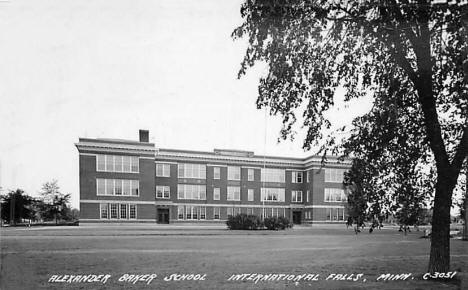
[157,208,169,224]
[292,211,302,224]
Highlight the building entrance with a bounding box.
[157,208,170,224]
[292,211,302,224]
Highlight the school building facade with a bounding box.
[76,130,350,224]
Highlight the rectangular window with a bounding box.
[280,208,286,217]
[106,155,114,172]
[213,187,220,200]
[130,180,138,196]
[123,180,131,196]
[234,207,241,216]
[213,207,220,219]
[110,204,118,219]
[246,208,253,215]
[131,156,139,173]
[306,171,309,183]
[100,203,108,219]
[325,168,346,183]
[227,186,240,201]
[186,206,193,220]
[213,167,220,179]
[261,168,285,183]
[178,163,206,179]
[228,166,241,180]
[248,189,254,201]
[114,179,122,195]
[192,206,198,220]
[120,204,128,219]
[291,190,303,202]
[156,163,171,177]
[247,169,254,181]
[156,186,170,199]
[178,206,184,220]
[97,155,106,171]
[114,155,123,172]
[122,156,131,172]
[129,204,137,219]
[105,179,114,195]
[227,208,233,217]
[200,207,206,220]
[292,171,303,183]
[177,184,206,200]
[260,188,285,202]
[324,188,347,202]
[306,190,310,202]
[97,179,105,195]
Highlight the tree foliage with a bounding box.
[39,180,71,224]
[0,189,35,224]
[234,0,468,272]
[459,193,466,221]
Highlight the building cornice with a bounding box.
[75,141,156,156]
[75,138,351,168]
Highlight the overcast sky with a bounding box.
[0,0,371,208]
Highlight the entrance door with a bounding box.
[292,211,302,224]
[157,208,170,224]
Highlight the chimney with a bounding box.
[139,130,149,143]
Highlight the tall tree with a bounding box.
[0,189,35,225]
[39,180,71,224]
[234,0,468,272]
[342,94,435,234]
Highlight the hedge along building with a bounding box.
[76,130,350,224]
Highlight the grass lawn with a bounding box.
[1,224,467,290]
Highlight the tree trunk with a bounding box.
[464,169,468,240]
[428,179,454,273]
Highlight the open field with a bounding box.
[1,224,467,290]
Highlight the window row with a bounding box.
[176,206,287,220]
[156,163,347,184]
[97,155,139,173]
[96,179,139,196]
[260,188,285,202]
[261,168,285,183]
[160,164,332,184]
[100,203,137,219]
[213,187,253,201]
[326,208,346,221]
[177,184,206,200]
[178,163,206,179]
[226,207,286,218]
[227,186,240,201]
[155,186,345,203]
[325,168,346,183]
[178,206,206,220]
[227,166,241,180]
[324,188,347,202]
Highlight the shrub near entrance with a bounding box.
[226,214,292,230]
[264,216,293,230]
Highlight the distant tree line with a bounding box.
[0,180,78,226]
